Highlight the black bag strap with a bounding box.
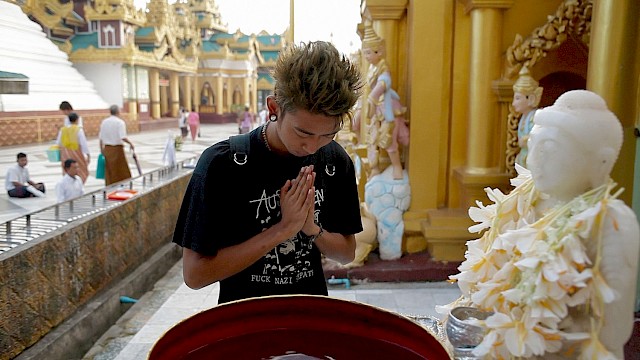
[229,132,251,166]
[229,129,339,181]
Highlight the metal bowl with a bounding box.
[445,307,493,358]
[149,295,452,359]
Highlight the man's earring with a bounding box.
[269,114,277,122]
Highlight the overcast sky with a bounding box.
[134,0,362,55]
[215,0,361,55]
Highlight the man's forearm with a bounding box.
[314,232,356,264]
[182,222,295,289]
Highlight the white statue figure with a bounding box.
[512,66,543,168]
[353,20,410,180]
[439,90,639,359]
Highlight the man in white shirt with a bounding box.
[55,159,84,202]
[99,105,135,185]
[5,152,46,198]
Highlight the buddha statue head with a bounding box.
[527,90,622,201]
[512,66,543,115]
[362,20,385,66]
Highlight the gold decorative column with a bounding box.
[587,0,640,205]
[183,75,192,111]
[243,77,250,109]
[215,77,223,114]
[288,0,294,44]
[170,72,179,117]
[453,0,513,208]
[149,68,160,119]
[160,86,168,117]
[192,74,199,111]
[225,83,231,113]
[492,79,513,174]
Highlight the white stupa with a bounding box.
[0,1,108,112]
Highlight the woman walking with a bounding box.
[56,112,90,183]
[188,106,200,142]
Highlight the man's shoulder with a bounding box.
[320,141,350,160]
[5,164,17,174]
[101,115,125,123]
[193,140,232,175]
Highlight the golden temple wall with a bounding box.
[363,0,640,260]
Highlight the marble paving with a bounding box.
[84,260,461,360]
[0,123,238,223]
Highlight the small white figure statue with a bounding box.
[512,66,543,168]
[439,90,640,359]
[353,20,409,180]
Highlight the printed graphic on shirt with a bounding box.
[248,186,324,286]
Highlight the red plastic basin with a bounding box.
[148,295,451,359]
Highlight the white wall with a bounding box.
[0,2,108,111]
[75,62,123,108]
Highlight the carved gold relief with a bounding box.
[504,0,592,175]
[505,0,592,78]
[70,46,197,73]
[21,0,73,30]
[85,0,146,26]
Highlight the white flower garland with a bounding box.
[439,165,621,359]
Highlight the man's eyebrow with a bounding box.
[294,126,339,136]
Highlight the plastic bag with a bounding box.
[96,153,105,179]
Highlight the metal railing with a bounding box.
[0,157,197,255]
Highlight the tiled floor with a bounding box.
[0,123,239,223]
[90,260,461,360]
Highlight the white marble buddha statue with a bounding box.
[442,90,639,359]
[526,90,639,359]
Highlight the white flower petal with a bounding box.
[471,330,498,357]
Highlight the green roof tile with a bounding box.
[201,40,220,52]
[0,71,28,79]
[70,33,98,51]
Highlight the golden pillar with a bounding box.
[149,68,160,119]
[215,77,223,114]
[125,66,138,121]
[405,0,469,260]
[128,99,138,121]
[170,72,179,117]
[225,83,232,113]
[243,77,250,109]
[192,74,199,111]
[492,79,512,174]
[453,0,512,209]
[252,75,258,113]
[288,0,294,44]
[160,86,168,117]
[183,75,192,111]
[405,0,452,212]
[587,0,640,205]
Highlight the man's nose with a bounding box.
[303,138,322,155]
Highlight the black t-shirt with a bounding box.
[173,126,362,303]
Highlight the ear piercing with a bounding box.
[269,114,277,122]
